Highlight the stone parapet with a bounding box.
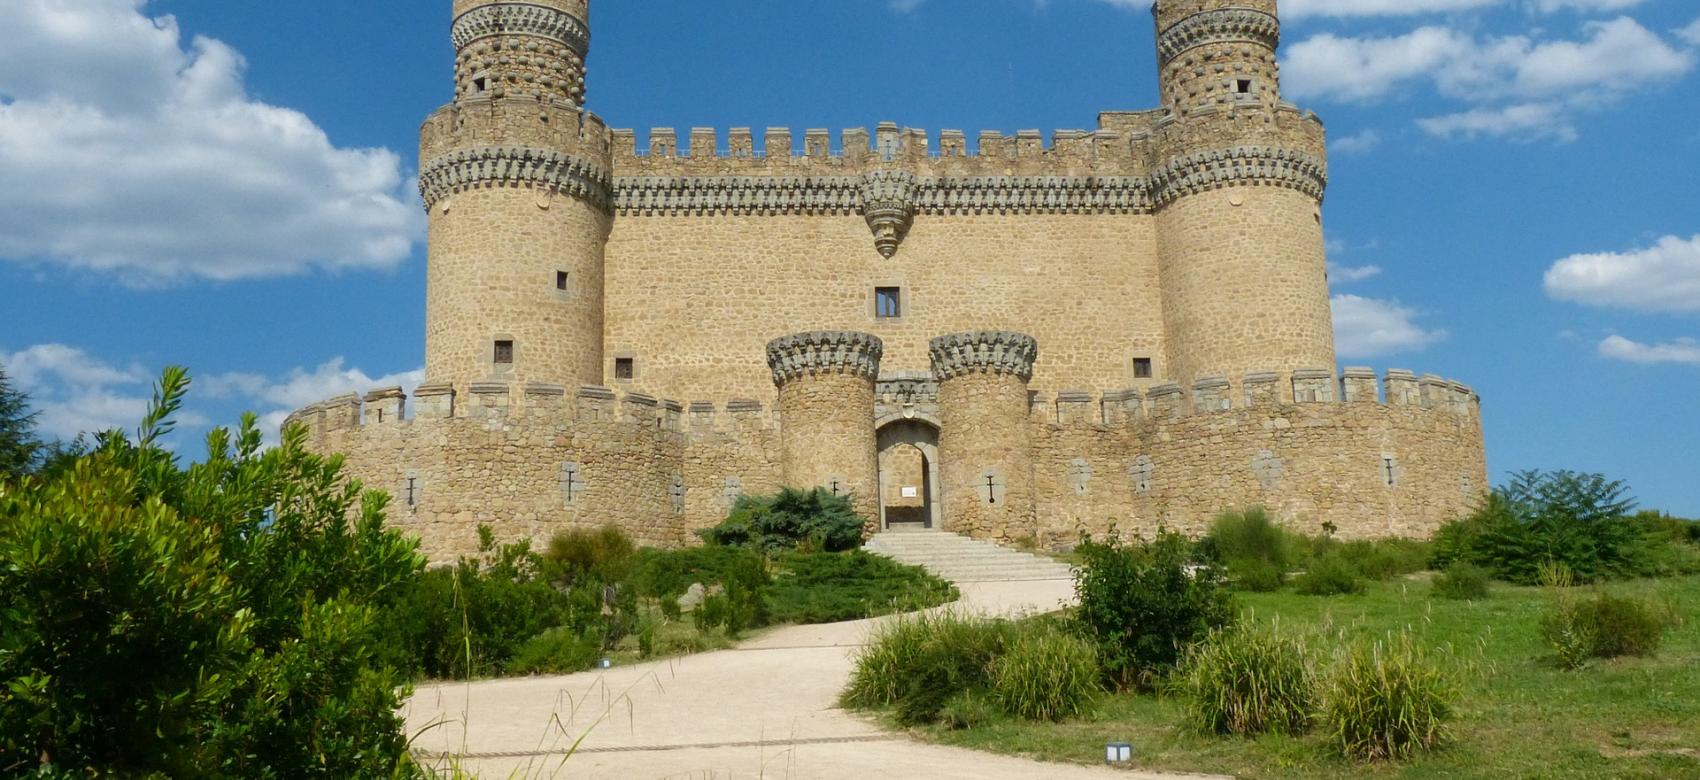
[929,331,1040,382]
[765,331,884,386]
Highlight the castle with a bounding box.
[287,0,1489,561]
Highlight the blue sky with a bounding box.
[1,0,1697,514]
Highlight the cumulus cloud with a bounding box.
[1544,234,1700,313]
[1331,295,1448,358]
[1330,129,1383,155]
[1,343,205,440]
[1328,264,1384,283]
[1598,335,1700,366]
[0,0,422,283]
[1680,18,1700,47]
[203,358,424,440]
[1284,18,1692,142]
[1529,0,1645,12]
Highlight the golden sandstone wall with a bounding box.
[281,0,1492,562]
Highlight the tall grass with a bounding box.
[1541,591,1670,670]
[1319,632,1458,761]
[990,626,1099,722]
[1175,622,1315,737]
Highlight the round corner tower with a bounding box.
[767,332,885,526]
[931,332,1039,542]
[420,0,613,392]
[1150,0,1335,392]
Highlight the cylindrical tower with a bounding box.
[766,331,884,526]
[1151,0,1335,392]
[931,332,1038,542]
[419,0,612,391]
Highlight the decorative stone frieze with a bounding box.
[419,146,613,211]
[765,331,884,386]
[1151,145,1327,207]
[451,3,589,56]
[861,170,917,258]
[1157,8,1280,66]
[928,331,1041,382]
[614,176,862,216]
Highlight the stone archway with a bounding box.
[877,419,941,530]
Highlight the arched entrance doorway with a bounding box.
[877,418,941,529]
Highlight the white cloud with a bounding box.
[1329,264,1384,283]
[203,358,424,441]
[1418,102,1578,142]
[0,343,207,440]
[1679,18,1700,47]
[1544,234,1700,313]
[1283,0,1500,18]
[1598,335,1700,365]
[1285,18,1692,142]
[1330,129,1383,155]
[1529,0,1645,12]
[1332,295,1449,358]
[0,0,422,283]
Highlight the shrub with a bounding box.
[0,369,423,777]
[629,546,771,605]
[767,551,956,624]
[1431,561,1492,601]
[1073,529,1235,689]
[1320,633,1457,762]
[1341,539,1433,581]
[1294,554,1366,596]
[507,626,604,676]
[545,525,638,585]
[1433,471,1678,584]
[1541,591,1669,670]
[990,625,1100,722]
[1206,508,1296,591]
[699,487,865,554]
[842,612,1013,723]
[1176,624,1315,737]
[937,691,1000,731]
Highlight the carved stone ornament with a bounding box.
[860,169,917,258]
[765,330,885,386]
[928,331,1040,382]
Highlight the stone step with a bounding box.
[863,530,1075,584]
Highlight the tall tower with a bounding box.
[417,0,613,392]
[1150,0,1335,392]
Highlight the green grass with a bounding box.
[914,576,1700,779]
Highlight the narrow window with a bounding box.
[875,287,902,319]
[614,358,634,381]
[494,340,514,365]
[1133,357,1154,379]
[1237,79,1253,94]
[473,77,488,93]
[555,271,569,291]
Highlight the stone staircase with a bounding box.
[863,528,1076,583]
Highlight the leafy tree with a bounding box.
[699,487,865,554]
[0,363,42,479]
[0,368,426,778]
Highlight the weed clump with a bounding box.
[1541,591,1669,669]
[1176,624,1315,737]
[1320,633,1457,761]
[1431,561,1492,601]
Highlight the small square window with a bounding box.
[875,287,902,319]
[473,77,488,93]
[614,358,634,381]
[1237,79,1253,94]
[494,340,514,365]
[1133,358,1154,379]
[555,271,569,291]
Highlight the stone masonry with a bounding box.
[287,0,1490,561]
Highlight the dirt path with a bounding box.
[404,579,1225,779]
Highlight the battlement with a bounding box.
[285,382,780,441]
[420,97,612,165]
[1029,368,1481,428]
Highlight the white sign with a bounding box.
[901,486,919,498]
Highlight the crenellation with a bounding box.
[1193,376,1232,412]
[467,382,512,419]
[322,394,362,432]
[1420,374,1450,409]
[689,127,718,158]
[1385,369,1421,406]
[1243,372,1280,407]
[1148,382,1185,419]
[1057,390,1096,426]
[764,127,792,157]
[649,127,677,157]
[1292,369,1335,403]
[728,128,754,158]
[365,387,406,424]
[1341,366,1379,404]
[414,383,456,419]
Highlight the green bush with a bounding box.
[507,626,605,676]
[937,691,1000,731]
[1176,624,1315,737]
[1206,508,1296,591]
[768,551,956,624]
[843,612,1013,723]
[1073,529,1235,689]
[545,525,638,584]
[698,487,865,554]
[1432,471,1681,584]
[1340,539,1433,581]
[990,625,1100,722]
[0,369,423,777]
[1431,561,1492,601]
[1320,633,1458,762]
[630,546,771,604]
[1294,554,1366,596]
[1541,591,1670,670]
